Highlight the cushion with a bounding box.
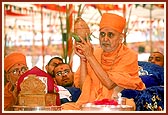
[134,86,164,111]
[138,61,164,86]
[140,75,159,88]
[121,89,140,99]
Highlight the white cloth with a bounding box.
[57,86,72,101]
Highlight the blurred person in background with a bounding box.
[4,52,28,110]
[148,51,164,67]
[45,56,63,81]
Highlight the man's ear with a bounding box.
[119,34,124,43]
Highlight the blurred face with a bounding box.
[6,63,28,86]
[54,64,74,87]
[148,52,164,67]
[45,59,63,77]
[99,28,123,52]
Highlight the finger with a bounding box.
[74,41,83,49]
[85,33,92,45]
[74,46,77,53]
[75,41,82,46]
[74,42,83,52]
[74,48,83,57]
[84,33,90,43]
[87,39,92,46]
[75,41,85,49]
[75,45,83,50]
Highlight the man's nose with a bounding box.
[103,35,109,41]
[18,70,22,76]
[150,60,156,64]
[150,59,155,62]
[62,73,67,77]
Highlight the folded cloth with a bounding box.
[57,86,72,101]
[65,87,81,102]
[138,61,164,86]
[121,89,140,99]
[140,74,160,88]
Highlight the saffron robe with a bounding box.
[4,82,17,111]
[62,44,146,110]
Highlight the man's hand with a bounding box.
[74,34,93,59]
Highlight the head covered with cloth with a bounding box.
[98,13,127,52]
[4,52,27,72]
[99,13,126,33]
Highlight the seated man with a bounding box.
[53,63,81,104]
[148,51,164,67]
[4,52,29,110]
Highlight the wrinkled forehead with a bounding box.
[54,64,70,72]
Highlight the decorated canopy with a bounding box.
[3,2,165,70]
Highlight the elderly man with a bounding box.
[62,13,146,110]
[4,52,28,110]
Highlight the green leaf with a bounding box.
[71,33,81,42]
[71,33,92,42]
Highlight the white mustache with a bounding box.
[102,42,110,46]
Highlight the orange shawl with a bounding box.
[62,44,146,110]
[4,82,16,111]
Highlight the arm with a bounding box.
[74,42,87,89]
[74,38,116,90]
[86,54,117,90]
[78,58,87,89]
